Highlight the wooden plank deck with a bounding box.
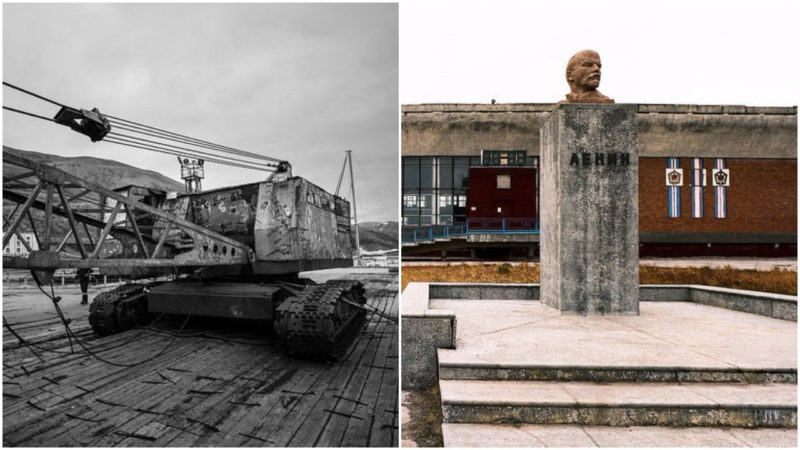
[3,272,398,447]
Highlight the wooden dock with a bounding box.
[3,272,398,447]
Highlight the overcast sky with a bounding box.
[401,0,798,106]
[3,3,398,222]
[3,0,798,225]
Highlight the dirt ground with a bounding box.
[401,386,444,448]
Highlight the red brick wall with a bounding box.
[639,158,796,233]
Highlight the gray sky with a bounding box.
[401,0,798,106]
[3,3,398,222]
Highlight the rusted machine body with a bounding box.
[2,149,366,359]
[167,177,354,275]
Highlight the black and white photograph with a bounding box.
[2,2,398,447]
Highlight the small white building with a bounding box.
[3,232,39,256]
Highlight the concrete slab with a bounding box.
[435,300,796,371]
[587,426,798,447]
[440,380,797,408]
[442,423,596,447]
[442,423,798,447]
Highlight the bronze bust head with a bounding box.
[565,50,614,103]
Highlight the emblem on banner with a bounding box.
[712,169,730,187]
[665,168,683,186]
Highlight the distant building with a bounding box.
[402,103,797,259]
[3,232,38,256]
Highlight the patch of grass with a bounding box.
[402,263,796,295]
[402,263,538,291]
[639,265,796,295]
[403,385,444,447]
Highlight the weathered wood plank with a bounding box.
[3,274,399,447]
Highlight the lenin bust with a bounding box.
[565,50,614,104]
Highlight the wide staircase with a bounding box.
[432,300,797,447]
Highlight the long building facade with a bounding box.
[401,103,797,258]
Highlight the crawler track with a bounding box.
[88,284,149,335]
[276,280,367,360]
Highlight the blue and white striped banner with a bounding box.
[666,158,681,218]
[713,158,728,218]
[691,158,704,218]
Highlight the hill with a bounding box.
[3,146,184,192]
[356,222,399,252]
[3,146,399,252]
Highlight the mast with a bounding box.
[346,150,361,266]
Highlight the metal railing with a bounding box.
[466,217,539,234]
[402,218,539,245]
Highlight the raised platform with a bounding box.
[435,300,796,377]
[401,282,797,446]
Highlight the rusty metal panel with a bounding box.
[147,282,288,320]
[254,177,353,268]
[181,184,260,248]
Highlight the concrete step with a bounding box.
[441,423,798,447]
[439,362,797,383]
[440,379,797,428]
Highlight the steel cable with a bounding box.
[3,316,147,356]
[30,280,186,368]
[104,137,276,172]
[3,81,65,107]
[4,81,287,168]
[106,114,283,163]
[3,106,56,123]
[107,121,269,160]
[106,131,278,168]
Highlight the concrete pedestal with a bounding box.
[540,104,639,315]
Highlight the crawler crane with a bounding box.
[2,82,367,359]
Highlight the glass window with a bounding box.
[403,159,419,189]
[420,157,434,189]
[404,216,419,226]
[482,150,528,166]
[497,174,511,189]
[420,194,433,213]
[439,194,453,216]
[439,159,453,189]
[454,165,469,189]
[403,156,420,166]
[403,194,418,207]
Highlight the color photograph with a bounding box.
[399,0,797,447]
